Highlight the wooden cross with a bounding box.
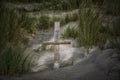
[43,22,71,69]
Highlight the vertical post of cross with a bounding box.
[54,21,60,69]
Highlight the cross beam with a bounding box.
[43,41,71,45]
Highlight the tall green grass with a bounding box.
[37,12,79,30]
[0,6,34,75]
[0,43,34,75]
[0,6,34,45]
[77,1,102,49]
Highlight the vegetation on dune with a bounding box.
[0,43,34,75]
[103,0,120,16]
[100,0,120,48]
[2,0,81,10]
[0,6,35,75]
[77,1,102,49]
[0,0,120,76]
[1,0,120,14]
[63,13,78,25]
[37,11,79,30]
[61,1,102,48]
[61,26,78,39]
[38,15,50,30]
[0,6,35,45]
[61,0,120,50]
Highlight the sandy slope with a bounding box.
[4,49,118,80]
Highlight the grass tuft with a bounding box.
[0,43,34,75]
[0,6,35,75]
[0,7,34,45]
[77,1,103,49]
[38,15,50,30]
[61,26,78,39]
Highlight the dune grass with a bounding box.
[37,10,79,30]
[6,0,81,10]
[77,1,102,49]
[61,26,78,39]
[0,6,35,75]
[0,6,35,45]
[38,15,50,30]
[0,43,34,75]
[61,1,103,49]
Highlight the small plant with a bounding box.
[0,7,34,45]
[20,15,35,33]
[38,15,50,30]
[61,26,78,39]
[64,14,70,24]
[61,12,79,26]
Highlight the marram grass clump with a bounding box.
[0,43,34,75]
[0,6,35,75]
[38,15,50,30]
[77,2,103,49]
[0,7,34,45]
